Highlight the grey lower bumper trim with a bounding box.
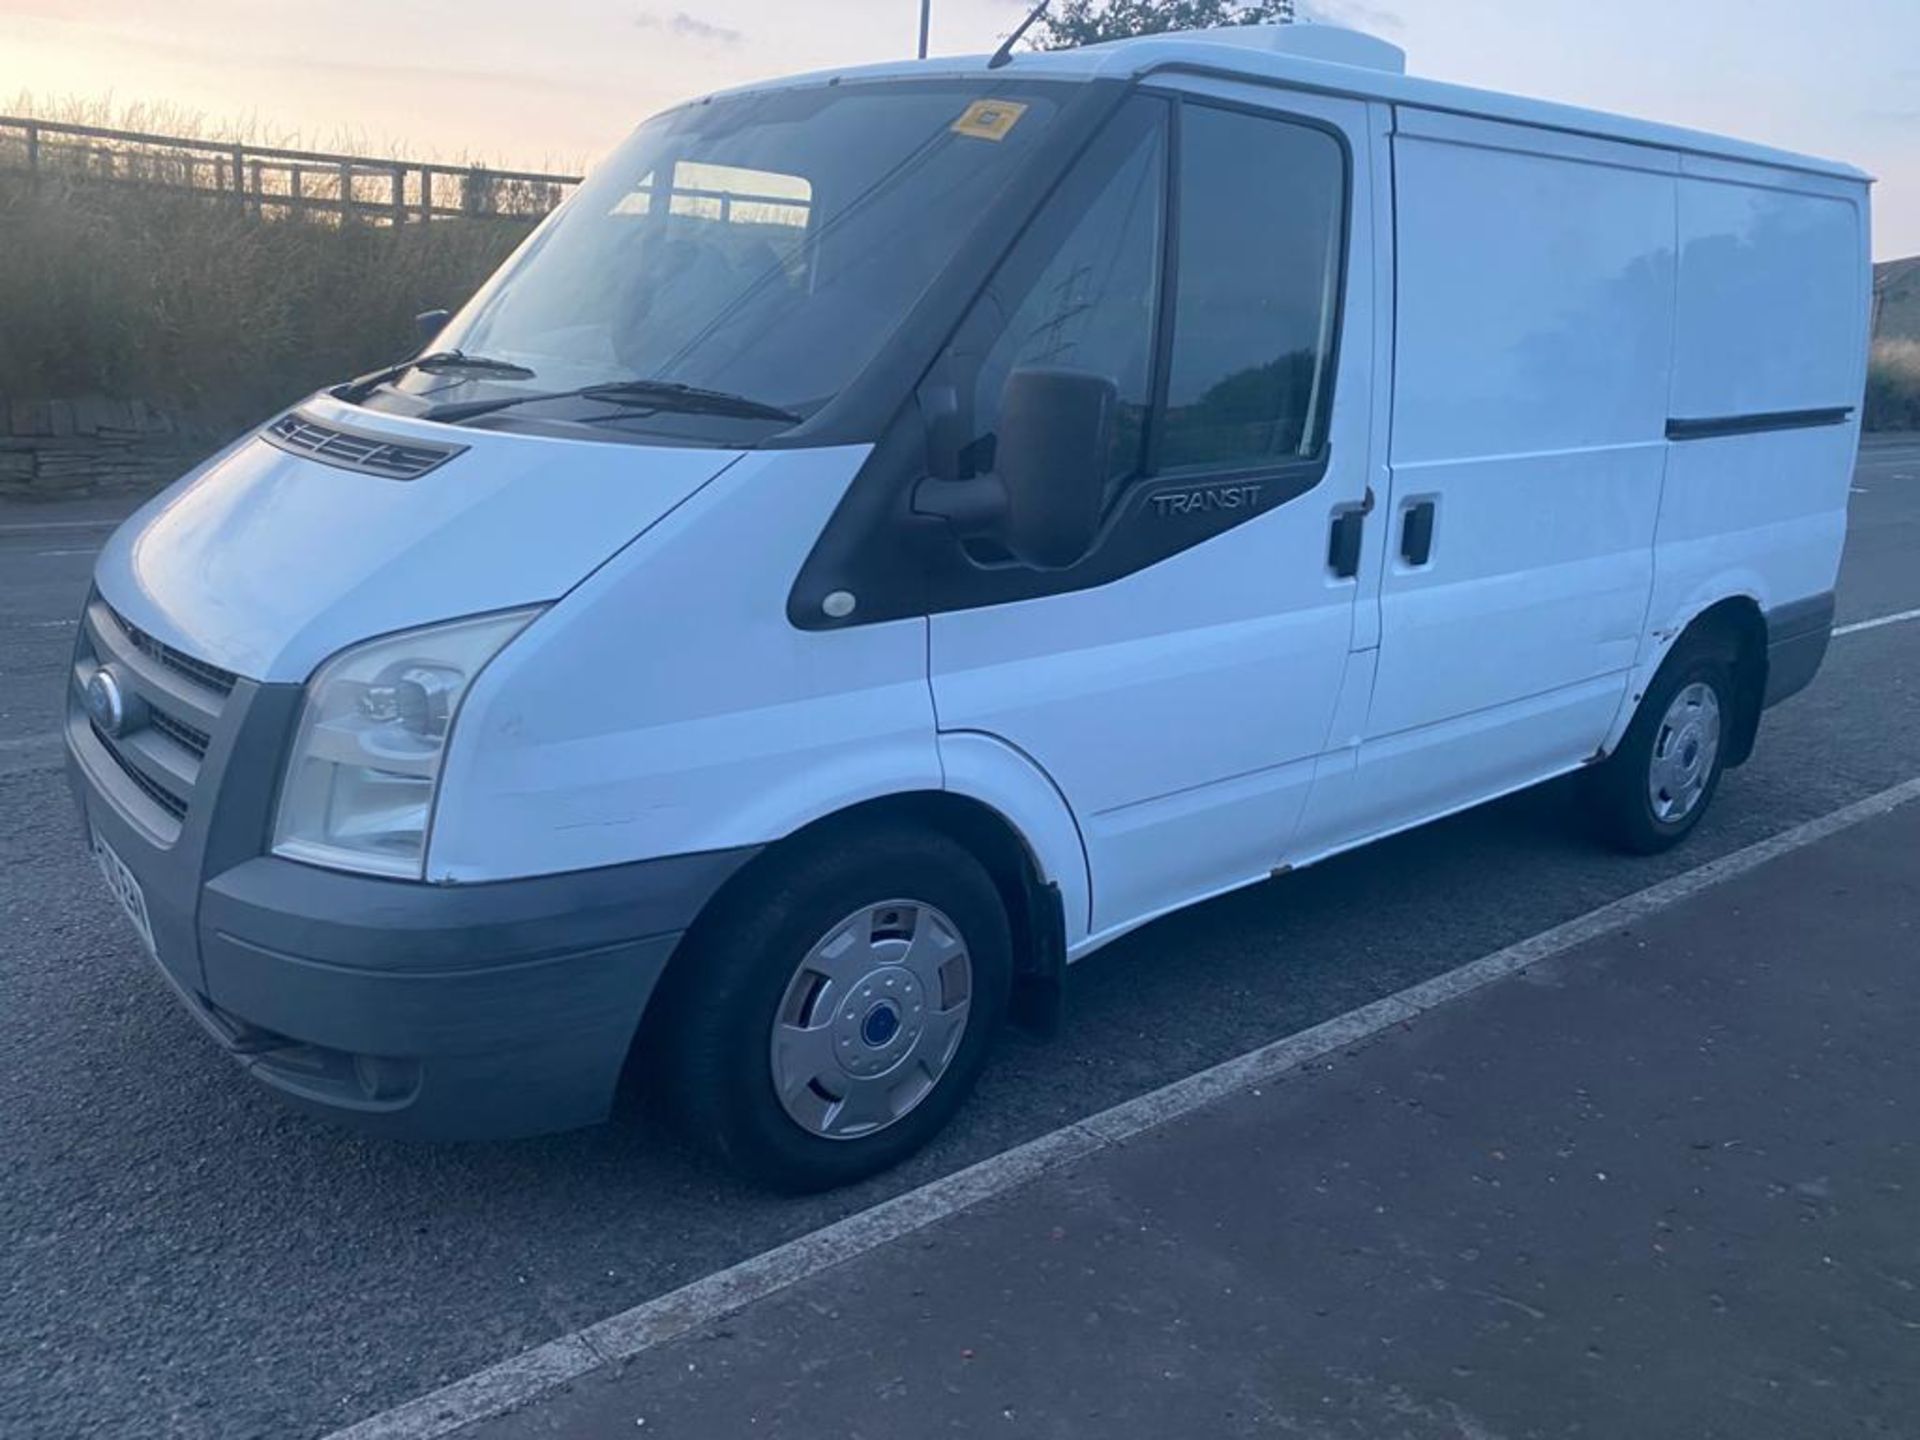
[1763,591,1836,709]
[183,846,759,1140]
[200,845,757,973]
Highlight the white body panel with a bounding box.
[1293,115,1678,854]
[433,446,944,882]
[1603,159,1871,745]
[93,392,742,683]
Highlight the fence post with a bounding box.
[231,143,245,204]
[23,121,37,172]
[338,161,353,222]
[391,164,406,224]
[249,158,262,215]
[418,166,434,221]
[290,164,304,219]
[461,165,494,218]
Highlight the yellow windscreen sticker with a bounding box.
[951,99,1029,142]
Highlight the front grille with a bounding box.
[264,410,464,481]
[148,707,211,760]
[75,596,238,838]
[92,722,190,821]
[111,606,236,697]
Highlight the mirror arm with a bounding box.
[414,308,452,345]
[911,473,1009,533]
[919,382,965,483]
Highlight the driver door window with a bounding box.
[1160,106,1345,472]
[951,96,1167,495]
[938,94,1348,543]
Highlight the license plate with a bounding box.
[91,827,157,959]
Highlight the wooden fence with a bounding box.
[0,115,580,223]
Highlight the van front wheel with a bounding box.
[1588,647,1735,855]
[659,829,1011,1192]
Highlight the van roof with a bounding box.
[706,27,1870,186]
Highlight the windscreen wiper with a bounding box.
[337,351,536,402]
[422,378,801,426]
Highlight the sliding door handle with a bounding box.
[1327,487,1373,579]
[1400,499,1436,567]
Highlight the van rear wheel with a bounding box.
[658,829,1011,1192]
[1587,644,1735,855]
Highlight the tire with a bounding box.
[1586,642,1736,855]
[656,827,1012,1193]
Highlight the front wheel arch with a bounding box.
[631,792,1063,1088]
[641,818,1016,1189]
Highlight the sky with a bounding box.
[2,0,1915,258]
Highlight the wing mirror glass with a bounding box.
[914,367,1117,570]
[414,308,452,345]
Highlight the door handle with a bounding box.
[1327,487,1372,579]
[1400,499,1436,567]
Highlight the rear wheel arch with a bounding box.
[1614,594,1768,769]
[1669,597,1768,768]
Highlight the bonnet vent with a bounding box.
[264,411,466,480]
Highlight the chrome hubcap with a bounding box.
[769,900,973,1141]
[1648,681,1722,823]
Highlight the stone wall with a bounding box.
[0,399,226,499]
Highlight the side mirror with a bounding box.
[914,367,1117,570]
[414,308,452,345]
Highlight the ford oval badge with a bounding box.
[86,668,127,737]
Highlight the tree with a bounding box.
[1029,0,1296,50]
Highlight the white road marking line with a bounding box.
[1834,606,1920,637]
[30,548,99,557]
[323,774,1920,1440]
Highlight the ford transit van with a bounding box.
[67,25,1871,1189]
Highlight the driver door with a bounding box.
[927,85,1379,941]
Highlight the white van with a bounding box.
[67,25,1870,1189]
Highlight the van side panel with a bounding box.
[1668,160,1869,424]
[1629,158,1868,721]
[1323,112,1673,846]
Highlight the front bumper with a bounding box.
[179,848,751,1140]
[64,613,756,1141]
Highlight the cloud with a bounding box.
[635,9,744,46]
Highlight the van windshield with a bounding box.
[385,81,1067,432]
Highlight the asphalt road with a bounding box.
[3,439,1918,1440]
[476,797,1920,1440]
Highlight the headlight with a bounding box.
[272,608,541,878]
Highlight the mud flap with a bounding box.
[1007,879,1066,1039]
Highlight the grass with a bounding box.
[1865,340,1920,432]
[0,96,546,431]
